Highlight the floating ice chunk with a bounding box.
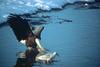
[25,2,33,7]
[85,3,89,6]
[35,0,44,3]
[35,3,51,10]
[18,1,24,4]
[12,0,17,1]
[3,14,9,18]
[81,0,95,2]
[6,2,11,5]
[12,7,17,9]
[34,0,69,10]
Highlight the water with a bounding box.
[0,4,100,67]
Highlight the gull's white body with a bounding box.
[36,52,57,63]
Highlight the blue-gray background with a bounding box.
[0,1,100,67]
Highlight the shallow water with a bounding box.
[0,6,100,67]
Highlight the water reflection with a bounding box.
[14,52,32,67]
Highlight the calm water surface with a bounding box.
[0,7,100,67]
